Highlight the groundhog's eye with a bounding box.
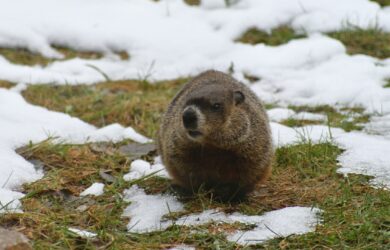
[211,103,222,111]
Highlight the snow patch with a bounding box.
[80,183,105,197]
[68,228,97,238]
[227,207,321,245]
[122,185,184,233]
[122,186,322,245]
[0,0,389,118]
[123,157,169,181]
[168,245,195,250]
[0,188,25,213]
[271,123,390,189]
[175,207,321,245]
[336,132,390,189]
[0,88,150,212]
[268,108,327,122]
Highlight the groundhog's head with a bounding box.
[181,84,250,147]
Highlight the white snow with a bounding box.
[0,0,389,111]
[0,1,389,115]
[336,132,390,189]
[0,88,149,190]
[201,0,226,9]
[68,228,97,238]
[365,113,390,139]
[80,183,105,197]
[0,87,150,213]
[1,0,390,243]
[123,157,169,181]
[122,185,184,233]
[270,123,343,147]
[122,185,322,245]
[268,108,296,122]
[270,123,390,188]
[175,207,321,245]
[168,245,195,250]
[268,108,327,122]
[0,188,24,213]
[227,207,321,245]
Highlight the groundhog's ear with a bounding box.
[234,91,245,105]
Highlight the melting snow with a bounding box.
[68,228,97,238]
[175,207,321,245]
[0,88,150,213]
[168,245,195,250]
[268,108,327,122]
[122,185,184,233]
[1,0,390,243]
[271,123,390,188]
[122,185,322,245]
[0,188,24,213]
[123,157,169,181]
[80,183,105,197]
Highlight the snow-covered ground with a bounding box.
[123,185,321,245]
[0,88,150,212]
[1,0,390,244]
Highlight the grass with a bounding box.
[0,80,14,89]
[0,47,129,66]
[237,25,390,60]
[285,105,370,132]
[2,26,389,247]
[21,85,369,176]
[17,82,384,248]
[2,136,389,249]
[328,28,390,59]
[385,79,390,88]
[370,0,390,6]
[237,26,306,46]
[22,79,187,138]
[280,118,322,128]
[183,0,200,5]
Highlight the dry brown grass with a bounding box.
[0,80,14,89]
[22,78,187,137]
[0,47,129,66]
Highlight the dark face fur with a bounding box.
[181,84,246,146]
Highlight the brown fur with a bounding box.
[157,70,273,200]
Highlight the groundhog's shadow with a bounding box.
[169,183,249,203]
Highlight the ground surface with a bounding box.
[1,0,390,249]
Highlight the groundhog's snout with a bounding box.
[182,107,198,130]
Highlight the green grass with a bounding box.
[370,0,390,6]
[183,0,200,5]
[0,47,103,66]
[1,36,388,248]
[280,118,322,128]
[237,26,306,46]
[384,79,390,88]
[285,105,370,132]
[2,136,389,249]
[0,47,129,66]
[11,76,385,249]
[22,79,187,138]
[329,28,390,59]
[237,25,390,60]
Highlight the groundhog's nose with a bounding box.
[182,107,198,130]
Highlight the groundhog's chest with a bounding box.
[180,146,248,181]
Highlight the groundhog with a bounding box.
[157,70,273,200]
